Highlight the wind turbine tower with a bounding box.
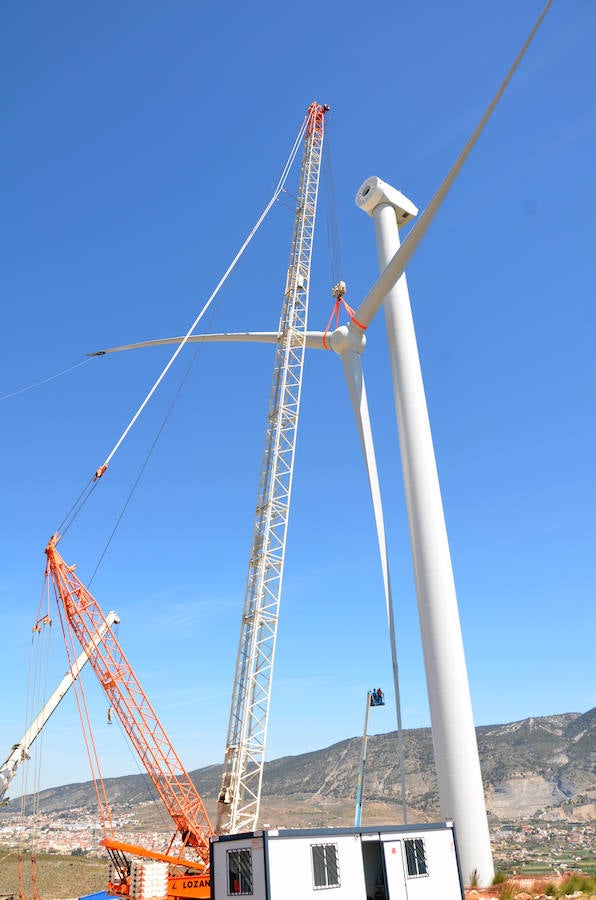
[356,176,494,885]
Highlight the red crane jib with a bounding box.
[45,534,214,869]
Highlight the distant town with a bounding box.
[0,806,593,878]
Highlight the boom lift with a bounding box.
[0,611,119,803]
[216,100,327,835]
[45,534,213,900]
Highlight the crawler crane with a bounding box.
[216,100,327,835]
[45,534,212,900]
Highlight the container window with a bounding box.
[404,838,428,877]
[311,843,340,889]
[227,848,253,895]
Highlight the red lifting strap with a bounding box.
[322,295,367,349]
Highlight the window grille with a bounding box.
[227,848,253,895]
[404,838,428,877]
[311,843,340,889]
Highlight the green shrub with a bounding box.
[492,870,508,885]
[497,885,515,900]
[556,873,596,897]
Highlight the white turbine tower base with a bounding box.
[356,176,494,886]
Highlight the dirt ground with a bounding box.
[0,852,107,900]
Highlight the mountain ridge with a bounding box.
[1,709,593,827]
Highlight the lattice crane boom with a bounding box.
[44,534,213,866]
[0,611,119,803]
[216,101,327,835]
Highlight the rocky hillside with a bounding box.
[1,709,593,826]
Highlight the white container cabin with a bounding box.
[210,821,465,900]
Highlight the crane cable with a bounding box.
[320,119,367,345]
[0,359,91,403]
[87,339,205,587]
[95,114,309,475]
[50,571,115,837]
[322,115,344,287]
[77,247,233,579]
[17,590,53,900]
[56,110,311,537]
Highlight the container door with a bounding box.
[382,840,407,900]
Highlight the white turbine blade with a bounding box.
[353,0,553,330]
[341,349,391,610]
[341,348,407,821]
[89,331,327,357]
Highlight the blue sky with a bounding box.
[1,1,594,796]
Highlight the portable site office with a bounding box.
[210,821,465,900]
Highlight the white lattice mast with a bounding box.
[215,102,328,835]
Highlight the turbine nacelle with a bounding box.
[356,176,418,226]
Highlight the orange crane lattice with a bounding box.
[44,534,213,870]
